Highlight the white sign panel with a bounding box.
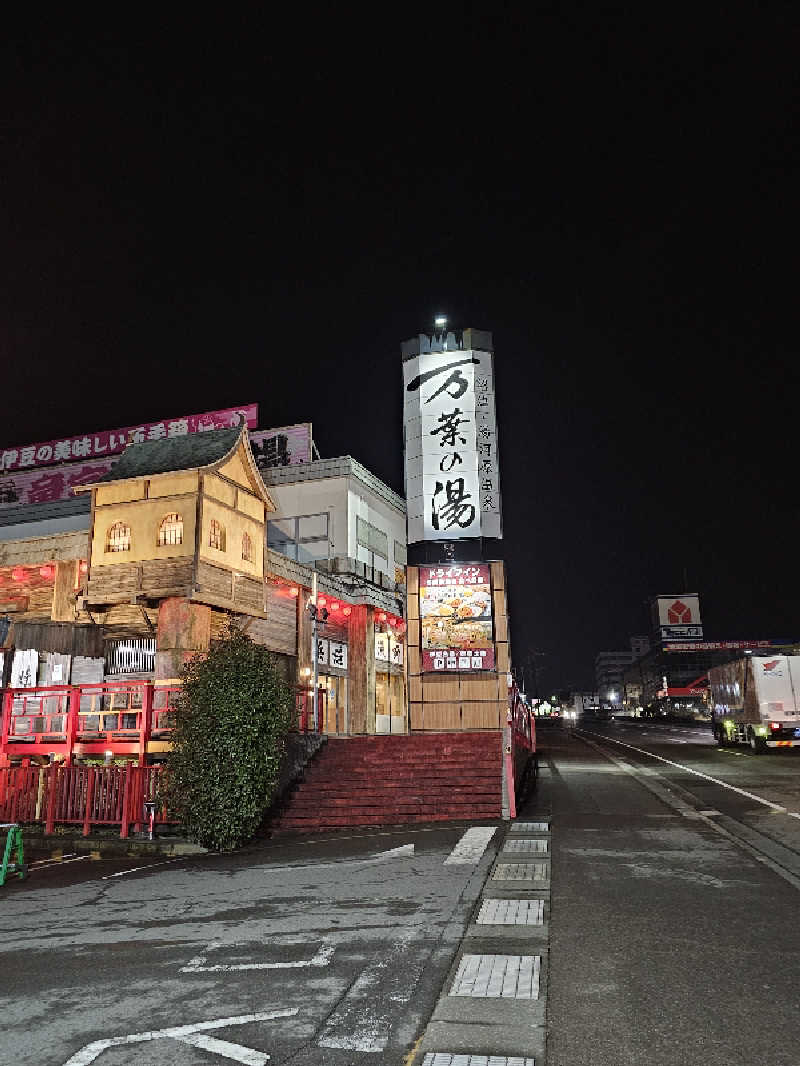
[329,641,348,670]
[316,638,328,666]
[655,595,702,627]
[403,347,502,543]
[375,631,389,662]
[390,636,404,667]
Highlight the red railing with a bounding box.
[1,681,182,765]
[505,682,537,820]
[0,763,175,838]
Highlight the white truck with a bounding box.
[709,653,800,752]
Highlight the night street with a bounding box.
[3,722,800,1065]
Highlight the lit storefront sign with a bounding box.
[316,639,348,670]
[419,563,495,671]
[375,631,404,666]
[403,345,501,543]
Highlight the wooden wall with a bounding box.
[406,560,510,731]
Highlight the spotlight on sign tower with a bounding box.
[434,314,447,332]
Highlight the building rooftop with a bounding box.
[90,425,243,482]
[260,456,406,514]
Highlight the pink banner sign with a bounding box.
[0,403,259,475]
[249,423,313,470]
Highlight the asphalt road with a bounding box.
[535,718,800,1066]
[1,823,501,1066]
[5,720,800,1066]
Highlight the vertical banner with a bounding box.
[403,345,501,544]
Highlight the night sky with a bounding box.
[2,11,799,691]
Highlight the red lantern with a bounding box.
[11,567,25,582]
[330,601,339,611]
[377,611,387,622]
[289,586,299,597]
[79,561,88,574]
[39,565,55,579]
[342,607,352,617]
[318,596,327,607]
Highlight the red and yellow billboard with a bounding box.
[419,563,495,671]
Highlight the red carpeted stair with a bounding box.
[271,732,503,831]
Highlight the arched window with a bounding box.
[157,512,183,546]
[209,519,226,551]
[106,522,131,553]
[241,531,253,562]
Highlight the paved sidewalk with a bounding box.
[412,819,550,1065]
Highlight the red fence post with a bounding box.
[139,683,153,767]
[120,764,131,839]
[0,689,13,768]
[64,687,81,766]
[45,765,58,835]
[83,770,95,837]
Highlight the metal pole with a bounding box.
[311,572,319,732]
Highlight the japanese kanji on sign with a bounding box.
[403,343,502,544]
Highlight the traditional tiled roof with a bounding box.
[94,426,242,482]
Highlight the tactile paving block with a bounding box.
[502,839,548,855]
[450,954,541,998]
[476,898,544,925]
[510,822,549,833]
[492,862,548,881]
[423,1056,535,1065]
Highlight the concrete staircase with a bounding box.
[271,732,503,831]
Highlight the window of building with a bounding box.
[394,540,407,566]
[209,519,226,551]
[241,531,253,562]
[157,513,183,547]
[106,522,131,553]
[357,516,389,559]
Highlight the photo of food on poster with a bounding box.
[419,564,494,670]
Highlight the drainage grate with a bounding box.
[492,863,548,882]
[450,954,541,998]
[476,899,544,925]
[503,839,548,855]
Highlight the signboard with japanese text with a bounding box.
[375,632,404,667]
[329,640,348,671]
[316,639,348,671]
[250,423,312,471]
[0,411,314,512]
[0,403,258,475]
[403,346,501,543]
[665,640,774,652]
[419,563,495,671]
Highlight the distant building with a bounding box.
[630,635,651,659]
[595,650,634,704]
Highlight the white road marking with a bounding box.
[175,1032,269,1063]
[477,899,544,925]
[492,863,548,882]
[580,731,799,815]
[62,1008,297,1065]
[423,1056,535,1065]
[444,827,496,865]
[31,855,90,869]
[101,856,188,879]
[181,942,333,973]
[450,954,540,998]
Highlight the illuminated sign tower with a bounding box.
[402,321,510,731]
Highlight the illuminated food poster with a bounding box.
[419,564,495,671]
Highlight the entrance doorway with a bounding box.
[376,672,405,734]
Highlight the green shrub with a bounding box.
[165,625,295,851]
